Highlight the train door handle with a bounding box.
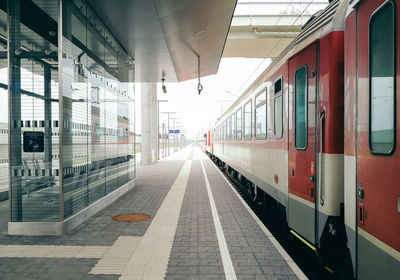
[319,111,325,206]
[397,197,400,213]
[359,205,365,224]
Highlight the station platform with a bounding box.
[0,145,306,280]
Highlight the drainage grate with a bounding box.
[112,213,150,222]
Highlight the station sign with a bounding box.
[23,131,44,152]
[169,130,180,134]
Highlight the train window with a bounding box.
[295,65,308,150]
[274,78,283,138]
[231,113,235,140]
[369,2,395,154]
[236,107,242,140]
[229,116,233,140]
[226,118,230,140]
[244,100,252,140]
[225,120,227,140]
[255,89,267,139]
[224,120,227,141]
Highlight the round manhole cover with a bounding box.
[112,213,150,222]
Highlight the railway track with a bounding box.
[210,155,353,280]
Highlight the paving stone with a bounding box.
[165,160,225,280]
[202,160,298,279]
[0,160,185,279]
[0,258,118,280]
[0,148,303,280]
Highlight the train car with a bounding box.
[213,0,348,266]
[344,0,400,278]
[205,129,214,155]
[211,0,400,278]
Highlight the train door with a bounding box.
[288,42,318,244]
[356,0,400,278]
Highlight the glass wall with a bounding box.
[61,0,135,219]
[7,0,60,222]
[5,0,135,222]
[0,8,9,199]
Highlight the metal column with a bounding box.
[140,83,157,165]
[44,65,52,172]
[8,0,22,222]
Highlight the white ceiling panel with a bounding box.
[86,0,236,82]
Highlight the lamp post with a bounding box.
[161,112,175,156]
[177,121,184,150]
[169,117,179,153]
[157,100,168,159]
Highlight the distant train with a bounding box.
[205,0,399,278]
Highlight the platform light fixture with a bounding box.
[197,55,203,95]
[161,72,167,94]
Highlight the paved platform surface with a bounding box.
[0,145,306,280]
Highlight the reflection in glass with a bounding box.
[274,79,283,138]
[3,0,135,223]
[244,101,252,140]
[236,108,242,140]
[370,3,395,153]
[295,66,308,150]
[61,0,135,219]
[255,91,266,139]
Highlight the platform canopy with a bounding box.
[86,0,237,83]
[224,0,330,58]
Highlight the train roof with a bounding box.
[215,0,349,125]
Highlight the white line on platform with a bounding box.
[200,159,237,280]
[206,156,308,280]
[119,160,192,280]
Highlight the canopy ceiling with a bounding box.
[87,0,237,82]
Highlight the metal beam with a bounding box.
[0,83,58,102]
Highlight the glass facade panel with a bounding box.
[244,101,252,140]
[7,1,60,222]
[369,2,395,154]
[61,0,135,219]
[295,66,308,150]
[3,0,135,223]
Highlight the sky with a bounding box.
[133,0,331,140]
[135,57,272,140]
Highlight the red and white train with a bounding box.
[205,0,399,278]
